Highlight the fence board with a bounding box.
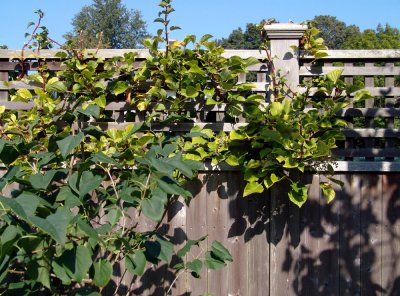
[382,174,400,295]
[247,191,270,296]
[186,173,208,295]
[339,174,362,295]
[360,174,384,295]
[206,172,231,295]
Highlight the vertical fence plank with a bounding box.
[206,171,247,295]
[206,172,229,295]
[164,196,187,295]
[0,70,8,101]
[269,179,301,296]
[186,173,209,296]
[360,174,384,295]
[225,171,248,296]
[247,191,270,296]
[339,174,362,296]
[297,174,321,295]
[382,173,400,295]
[320,174,341,296]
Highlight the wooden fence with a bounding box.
[1,23,400,295]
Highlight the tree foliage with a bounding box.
[310,15,360,49]
[217,21,267,49]
[343,24,400,49]
[64,0,150,49]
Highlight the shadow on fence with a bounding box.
[97,171,400,295]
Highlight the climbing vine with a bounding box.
[0,0,370,294]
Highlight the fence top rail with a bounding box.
[0,49,265,60]
[301,49,400,61]
[1,48,400,62]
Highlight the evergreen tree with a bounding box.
[343,24,400,49]
[64,0,150,48]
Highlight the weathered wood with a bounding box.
[247,192,270,296]
[185,173,208,295]
[381,174,400,295]
[301,49,400,61]
[338,174,362,295]
[360,174,383,295]
[333,148,400,158]
[300,65,400,76]
[206,172,231,295]
[0,71,8,101]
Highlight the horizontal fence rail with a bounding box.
[1,47,400,170]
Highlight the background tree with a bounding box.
[217,21,271,49]
[343,24,400,49]
[64,0,150,48]
[0,45,7,49]
[310,15,361,49]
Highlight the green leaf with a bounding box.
[288,182,308,207]
[320,182,336,203]
[29,170,57,190]
[78,171,104,198]
[125,251,146,276]
[57,132,84,158]
[0,194,35,220]
[56,186,82,208]
[0,165,20,190]
[107,208,122,226]
[210,240,233,262]
[187,259,202,278]
[157,179,191,198]
[91,152,119,166]
[113,81,129,96]
[141,197,164,221]
[145,237,173,264]
[31,207,72,245]
[184,86,199,98]
[229,130,246,140]
[77,219,103,245]
[52,259,72,285]
[269,102,283,117]
[93,260,112,287]
[1,225,19,244]
[326,68,343,85]
[243,181,264,197]
[46,80,67,93]
[27,258,51,289]
[177,235,207,257]
[77,104,100,118]
[94,95,106,108]
[53,245,92,283]
[204,252,225,270]
[16,88,32,100]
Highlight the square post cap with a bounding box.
[263,23,308,39]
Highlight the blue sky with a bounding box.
[1,0,399,49]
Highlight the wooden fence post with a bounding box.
[263,23,307,94]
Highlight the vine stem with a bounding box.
[106,169,127,237]
[166,269,185,295]
[19,12,44,79]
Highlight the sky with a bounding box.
[1,0,400,49]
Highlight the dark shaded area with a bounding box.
[118,171,400,295]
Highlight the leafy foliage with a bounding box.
[0,0,367,294]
